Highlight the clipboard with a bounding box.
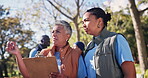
[23,57,58,78]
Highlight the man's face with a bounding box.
[41,36,50,46]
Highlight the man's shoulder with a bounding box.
[29,48,38,58]
[30,48,38,53]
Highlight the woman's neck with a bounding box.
[55,42,68,52]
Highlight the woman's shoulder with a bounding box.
[71,47,82,57]
[39,48,51,56]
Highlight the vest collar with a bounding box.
[85,28,110,52]
[93,28,110,45]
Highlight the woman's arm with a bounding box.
[15,52,30,78]
[6,41,30,78]
[115,35,136,78]
[121,61,136,78]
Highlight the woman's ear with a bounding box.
[98,18,104,28]
[66,34,71,41]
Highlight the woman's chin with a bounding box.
[86,32,91,35]
[53,42,57,45]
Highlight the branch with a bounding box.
[42,0,52,15]
[80,0,85,7]
[53,0,72,15]
[75,0,80,17]
[47,0,73,20]
[42,0,58,20]
[78,21,82,25]
[139,7,148,15]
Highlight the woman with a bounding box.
[82,7,136,78]
[40,20,86,78]
[6,20,86,78]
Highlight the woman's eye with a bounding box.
[51,31,54,33]
[85,19,89,21]
[52,30,60,33]
[57,30,60,33]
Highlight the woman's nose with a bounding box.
[83,23,86,28]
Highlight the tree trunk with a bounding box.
[73,22,80,41]
[0,65,4,78]
[128,0,148,74]
[3,63,8,77]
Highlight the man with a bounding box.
[29,35,50,58]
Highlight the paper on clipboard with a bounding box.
[23,57,58,78]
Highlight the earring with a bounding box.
[98,25,100,28]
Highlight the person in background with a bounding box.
[29,35,50,58]
[73,41,85,52]
[82,7,136,78]
[73,41,87,78]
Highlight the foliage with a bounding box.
[145,69,148,78]
[135,64,148,78]
[0,6,34,77]
[15,1,53,43]
[107,8,148,63]
[135,64,142,74]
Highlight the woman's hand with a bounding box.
[49,72,67,78]
[6,41,20,55]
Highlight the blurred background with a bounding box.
[0,0,148,77]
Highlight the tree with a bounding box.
[44,0,86,41]
[15,1,53,44]
[0,6,34,77]
[128,0,148,74]
[107,8,139,63]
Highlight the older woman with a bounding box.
[6,20,86,78]
[39,20,87,78]
[82,7,136,78]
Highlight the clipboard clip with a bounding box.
[35,51,46,57]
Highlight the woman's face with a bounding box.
[82,12,103,36]
[52,25,70,47]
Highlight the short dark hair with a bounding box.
[41,35,50,43]
[42,35,50,41]
[86,7,111,26]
